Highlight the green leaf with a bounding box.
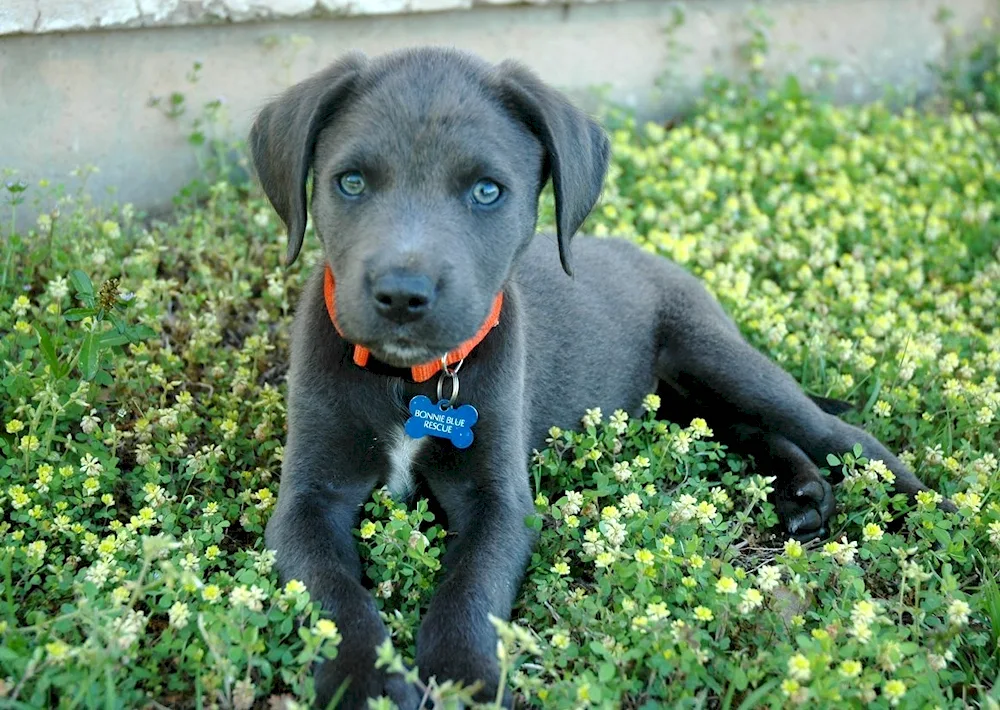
[35,325,61,376]
[826,453,840,466]
[853,443,863,458]
[729,663,749,691]
[127,324,157,343]
[598,661,616,682]
[98,332,131,349]
[863,377,883,413]
[69,269,93,297]
[933,527,952,547]
[108,312,127,334]
[63,307,96,322]
[79,332,100,380]
[735,679,782,710]
[588,640,609,658]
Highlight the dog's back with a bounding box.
[515,235,663,440]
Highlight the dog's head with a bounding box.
[249,47,609,367]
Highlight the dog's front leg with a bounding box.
[416,430,536,707]
[267,421,421,709]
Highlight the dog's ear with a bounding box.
[249,53,367,266]
[494,62,611,276]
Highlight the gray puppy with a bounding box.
[250,47,943,708]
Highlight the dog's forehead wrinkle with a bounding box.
[354,66,486,123]
[351,65,531,143]
[362,104,523,154]
[363,46,492,91]
[365,52,491,105]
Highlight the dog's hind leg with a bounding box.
[656,383,836,541]
[653,271,943,538]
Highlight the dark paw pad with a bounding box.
[776,473,836,543]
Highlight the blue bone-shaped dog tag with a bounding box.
[404,395,478,449]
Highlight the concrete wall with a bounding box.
[0,0,996,220]
[1,0,621,33]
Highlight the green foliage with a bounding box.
[936,12,1000,115]
[2,53,1000,710]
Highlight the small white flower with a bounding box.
[862,523,884,541]
[168,601,191,629]
[947,598,971,627]
[609,409,629,435]
[756,565,782,592]
[602,519,627,548]
[230,585,267,612]
[671,494,698,522]
[81,409,101,435]
[738,588,764,614]
[612,461,632,482]
[851,599,879,627]
[581,407,603,428]
[12,295,31,317]
[232,678,256,710]
[563,490,583,516]
[872,400,892,417]
[249,548,277,575]
[787,653,811,682]
[620,493,642,517]
[110,608,147,651]
[673,431,692,456]
[80,453,103,477]
[988,521,1000,547]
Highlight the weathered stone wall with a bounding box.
[2,0,617,35]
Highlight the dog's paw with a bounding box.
[775,471,836,543]
[416,643,509,709]
[382,674,425,710]
[315,656,422,710]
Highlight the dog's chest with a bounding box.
[383,426,428,500]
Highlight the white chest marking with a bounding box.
[385,426,427,500]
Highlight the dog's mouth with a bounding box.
[366,339,449,368]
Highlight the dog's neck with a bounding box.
[322,264,503,383]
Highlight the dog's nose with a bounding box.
[371,271,436,323]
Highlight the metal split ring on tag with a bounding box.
[436,356,464,403]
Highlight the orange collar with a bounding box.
[323,264,503,383]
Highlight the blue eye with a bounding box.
[471,179,502,206]
[338,171,366,197]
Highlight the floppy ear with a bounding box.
[494,61,611,276]
[249,53,367,266]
